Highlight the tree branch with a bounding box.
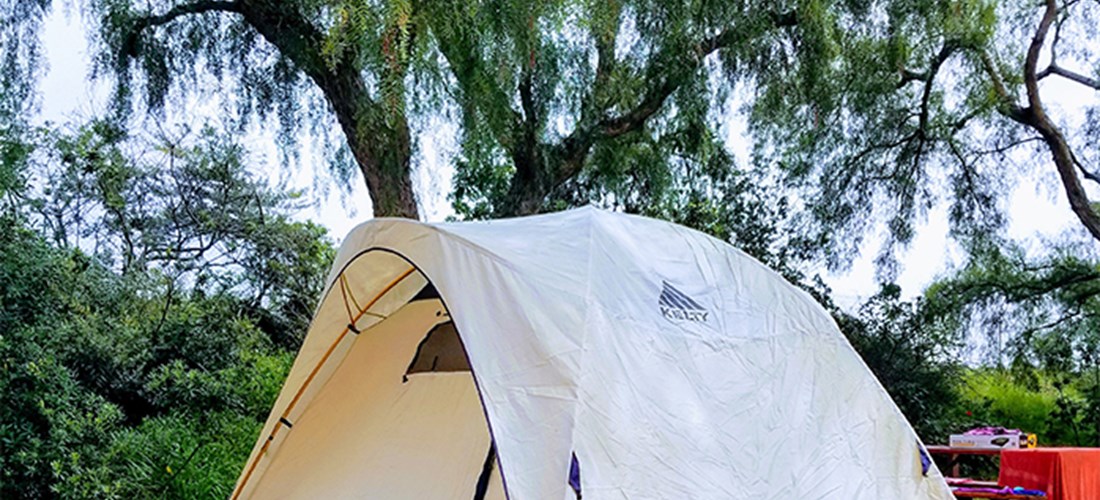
[122,0,418,217]
[502,9,798,215]
[596,26,747,139]
[947,139,980,200]
[1023,307,1082,336]
[1016,0,1100,242]
[905,41,959,168]
[1038,64,1100,90]
[510,60,541,191]
[508,27,742,214]
[919,42,957,134]
[974,136,1045,157]
[519,70,536,127]
[593,9,797,140]
[248,1,419,216]
[896,68,928,88]
[1072,151,1100,185]
[1024,0,1058,114]
[1046,0,1082,67]
[976,49,1028,122]
[123,1,242,57]
[966,266,1100,303]
[576,8,620,138]
[847,132,919,173]
[429,11,524,153]
[952,109,983,131]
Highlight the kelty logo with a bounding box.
[659,281,709,322]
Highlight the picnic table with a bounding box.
[926,446,1046,499]
[925,445,1003,477]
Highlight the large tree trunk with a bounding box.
[240,1,418,219]
[351,122,418,219]
[310,56,418,219]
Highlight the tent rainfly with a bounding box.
[232,207,953,499]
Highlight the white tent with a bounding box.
[232,207,953,499]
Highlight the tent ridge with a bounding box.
[563,207,600,498]
[414,221,523,273]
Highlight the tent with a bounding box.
[232,207,953,499]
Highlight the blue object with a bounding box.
[569,453,581,498]
[918,443,931,476]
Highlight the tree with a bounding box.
[0,0,48,206]
[83,0,842,319]
[76,1,815,219]
[15,1,1096,246]
[747,0,1100,270]
[0,117,335,497]
[924,243,1100,445]
[15,119,332,340]
[0,0,48,121]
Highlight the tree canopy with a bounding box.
[0,1,1094,253]
[6,1,808,222]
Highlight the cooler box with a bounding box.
[949,433,1037,449]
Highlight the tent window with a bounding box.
[403,321,471,381]
[409,282,441,302]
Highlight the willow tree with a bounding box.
[747,0,1100,269]
[77,0,824,221]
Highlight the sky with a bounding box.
[33,8,1097,310]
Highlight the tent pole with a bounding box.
[473,442,497,500]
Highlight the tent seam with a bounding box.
[565,208,598,496]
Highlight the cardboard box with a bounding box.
[949,433,1037,449]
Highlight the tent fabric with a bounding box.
[233,206,953,499]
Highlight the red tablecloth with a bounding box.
[998,448,1100,500]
